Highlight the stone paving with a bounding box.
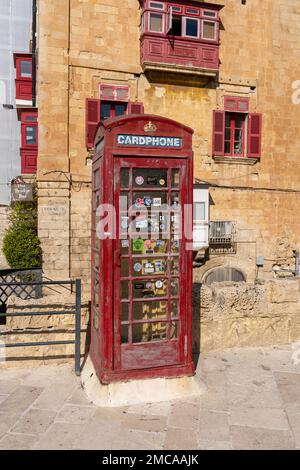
[0,344,300,450]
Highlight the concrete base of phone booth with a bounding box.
[81,355,206,407]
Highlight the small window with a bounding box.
[25,115,37,122]
[184,17,199,38]
[100,101,127,121]
[194,202,205,221]
[100,102,112,121]
[169,15,182,35]
[149,12,164,33]
[149,1,164,10]
[171,6,182,13]
[186,8,199,15]
[26,126,37,145]
[203,10,217,18]
[202,20,216,40]
[20,60,31,78]
[225,113,246,156]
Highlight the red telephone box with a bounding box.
[91,114,194,384]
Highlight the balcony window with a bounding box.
[184,17,199,38]
[140,1,222,76]
[20,60,32,79]
[202,20,217,41]
[149,12,164,33]
[149,2,164,10]
[14,54,33,102]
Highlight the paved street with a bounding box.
[0,345,300,450]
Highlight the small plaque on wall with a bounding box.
[11,178,33,202]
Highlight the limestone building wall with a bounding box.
[36,0,300,292]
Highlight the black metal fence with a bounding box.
[0,278,82,375]
[0,268,43,304]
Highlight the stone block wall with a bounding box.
[193,279,300,353]
[0,292,90,368]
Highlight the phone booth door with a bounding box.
[114,157,189,372]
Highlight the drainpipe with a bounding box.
[32,0,37,108]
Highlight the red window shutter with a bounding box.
[212,110,225,156]
[248,113,262,158]
[127,102,144,115]
[86,99,100,148]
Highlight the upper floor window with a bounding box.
[20,111,38,148]
[141,0,219,42]
[15,55,32,81]
[85,85,144,148]
[213,97,262,159]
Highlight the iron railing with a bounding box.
[0,278,82,375]
[0,268,43,304]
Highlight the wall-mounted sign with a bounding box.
[117,134,182,148]
[11,180,33,202]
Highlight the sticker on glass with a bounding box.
[121,240,129,248]
[121,217,129,229]
[135,176,144,186]
[153,198,161,207]
[159,179,166,186]
[136,217,148,229]
[132,239,144,253]
[143,262,155,274]
[154,260,166,273]
[144,197,152,207]
[146,281,153,289]
[147,176,158,185]
[155,280,163,289]
[133,262,142,272]
[134,282,145,290]
[135,198,145,208]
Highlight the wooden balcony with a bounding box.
[141,34,219,80]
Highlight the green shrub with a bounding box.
[3,190,41,269]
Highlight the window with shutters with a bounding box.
[212,97,262,160]
[86,84,144,149]
[140,1,222,76]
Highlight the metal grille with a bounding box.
[0,269,42,304]
[209,221,236,244]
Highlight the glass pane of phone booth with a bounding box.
[114,159,187,370]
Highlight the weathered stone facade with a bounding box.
[2,0,299,364]
[36,0,300,290]
[193,278,300,353]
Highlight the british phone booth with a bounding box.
[91,114,194,384]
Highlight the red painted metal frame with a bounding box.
[91,114,194,384]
